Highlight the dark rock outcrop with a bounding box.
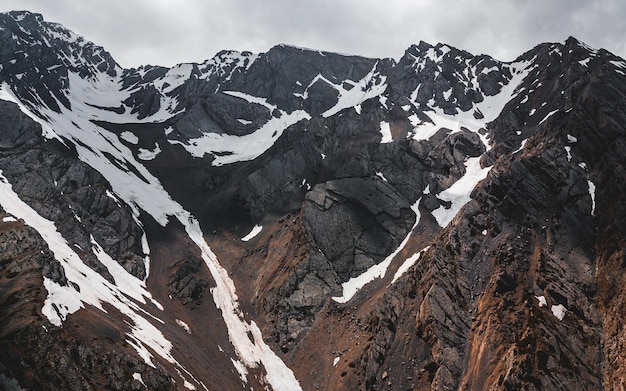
[303,178,415,281]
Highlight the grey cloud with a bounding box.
[1,0,625,68]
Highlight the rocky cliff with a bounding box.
[0,10,624,391]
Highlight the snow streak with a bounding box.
[1,71,302,389]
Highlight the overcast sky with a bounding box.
[1,0,625,68]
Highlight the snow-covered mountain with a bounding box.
[0,10,625,391]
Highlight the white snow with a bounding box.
[565,146,572,161]
[538,109,559,125]
[171,92,310,166]
[132,373,147,388]
[375,172,388,182]
[391,246,430,284]
[322,64,387,118]
[199,51,258,83]
[379,121,393,143]
[0,171,181,377]
[120,131,139,144]
[90,235,161,308]
[0,83,64,143]
[2,74,302,390]
[431,157,492,227]
[535,295,547,307]
[567,134,577,143]
[587,180,596,215]
[137,143,161,160]
[176,319,192,334]
[378,95,388,109]
[513,139,528,154]
[333,357,340,367]
[551,304,567,320]
[578,58,592,67]
[2,216,17,222]
[241,225,263,242]
[223,90,275,110]
[231,358,249,383]
[333,200,421,303]
[410,59,532,143]
[153,63,193,94]
[237,118,253,125]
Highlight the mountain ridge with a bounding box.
[0,9,625,391]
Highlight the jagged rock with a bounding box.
[0,100,148,281]
[167,256,208,305]
[303,178,415,281]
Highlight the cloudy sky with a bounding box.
[1,0,624,68]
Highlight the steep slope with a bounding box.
[0,10,624,391]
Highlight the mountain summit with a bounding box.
[0,10,625,391]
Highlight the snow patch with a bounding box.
[242,225,263,242]
[333,199,421,303]
[132,373,147,388]
[176,319,192,334]
[535,295,547,307]
[411,60,532,142]
[431,157,491,227]
[2,216,17,223]
[567,134,577,143]
[538,109,559,125]
[513,139,528,154]
[587,180,596,215]
[231,358,249,383]
[333,357,340,367]
[120,131,139,144]
[171,93,310,166]
[223,90,275,111]
[137,143,161,160]
[551,304,567,320]
[322,64,387,118]
[391,246,430,284]
[379,121,392,143]
[375,172,388,182]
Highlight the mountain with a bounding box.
[0,9,625,391]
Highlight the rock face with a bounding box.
[304,178,415,281]
[0,10,625,391]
